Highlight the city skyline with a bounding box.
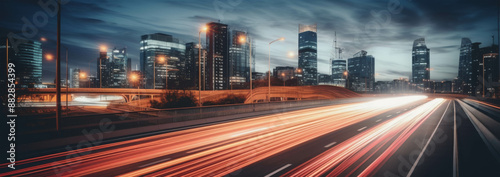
[0,0,499,83]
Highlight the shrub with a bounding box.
[150,90,197,109]
[202,94,246,106]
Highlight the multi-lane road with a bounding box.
[1,96,499,176]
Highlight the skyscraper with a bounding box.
[479,44,499,96]
[229,30,253,89]
[456,38,484,95]
[69,68,80,88]
[109,47,129,88]
[96,49,111,88]
[0,39,42,88]
[185,42,207,89]
[298,24,318,85]
[206,22,230,90]
[347,50,375,92]
[140,33,185,89]
[331,59,347,87]
[411,38,430,91]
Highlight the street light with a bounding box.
[79,72,86,79]
[129,73,140,106]
[268,37,285,102]
[238,35,254,97]
[45,54,54,61]
[64,47,68,113]
[344,71,349,89]
[198,25,210,106]
[281,72,286,87]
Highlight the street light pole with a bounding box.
[99,58,102,88]
[198,31,202,106]
[483,55,485,98]
[65,47,68,114]
[249,39,253,97]
[198,26,209,106]
[268,37,285,102]
[55,0,61,131]
[153,61,156,89]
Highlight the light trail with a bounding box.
[283,98,446,177]
[0,96,427,176]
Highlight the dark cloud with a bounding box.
[1,0,498,82]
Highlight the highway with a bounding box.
[1,96,499,176]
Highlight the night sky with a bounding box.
[1,0,498,83]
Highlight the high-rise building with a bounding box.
[206,22,230,90]
[480,44,499,96]
[229,30,254,89]
[0,39,42,88]
[108,48,129,88]
[457,38,473,94]
[331,59,347,87]
[140,33,185,89]
[347,50,375,92]
[96,50,111,88]
[185,42,207,89]
[298,24,318,85]
[411,38,430,91]
[70,68,80,88]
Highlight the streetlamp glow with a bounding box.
[239,36,246,43]
[80,72,86,79]
[99,45,107,52]
[45,54,54,61]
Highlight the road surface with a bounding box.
[1,96,499,176]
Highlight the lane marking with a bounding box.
[453,100,459,177]
[357,126,367,132]
[407,100,451,177]
[376,119,382,122]
[324,142,337,148]
[397,111,401,114]
[387,115,392,118]
[139,158,171,168]
[265,164,292,177]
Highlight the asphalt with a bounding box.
[2,96,500,176]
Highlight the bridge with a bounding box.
[22,85,359,103]
[244,85,360,103]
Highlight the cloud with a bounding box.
[2,0,497,83]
